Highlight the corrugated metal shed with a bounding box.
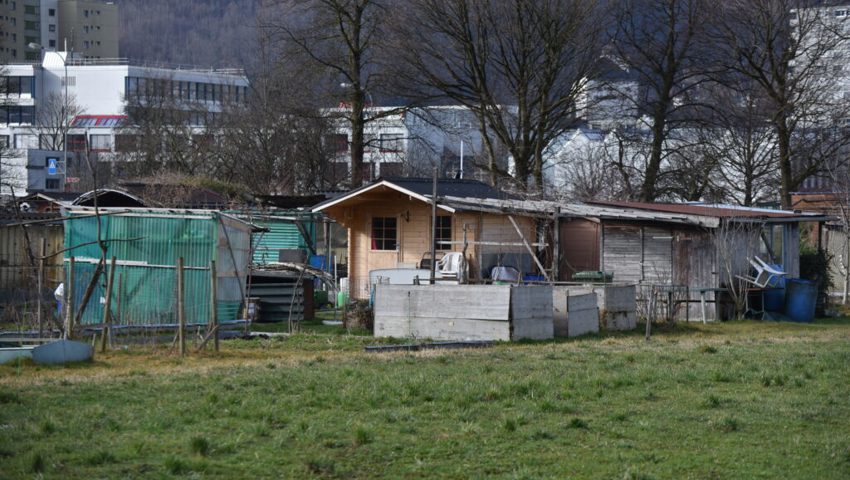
[64,208,254,326]
[228,210,318,265]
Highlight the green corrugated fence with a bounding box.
[64,208,251,326]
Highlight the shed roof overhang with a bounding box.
[64,207,268,232]
[439,196,721,227]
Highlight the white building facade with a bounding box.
[329,106,498,182]
[0,50,249,196]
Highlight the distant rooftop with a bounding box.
[25,51,246,76]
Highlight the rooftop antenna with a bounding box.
[459,140,465,179]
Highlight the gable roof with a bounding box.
[312,177,511,213]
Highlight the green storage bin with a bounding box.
[572,271,614,283]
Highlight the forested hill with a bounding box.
[114,0,260,70]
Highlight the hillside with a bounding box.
[114,0,260,70]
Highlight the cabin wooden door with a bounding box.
[559,219,600,281]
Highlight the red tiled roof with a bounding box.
[71,115,126,127]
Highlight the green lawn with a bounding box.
[1,320,850,479]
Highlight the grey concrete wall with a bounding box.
[510,286,554,340]
[552,287,599,337]
[591,284,637,331]
[374,284,553,341]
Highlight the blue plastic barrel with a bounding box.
[309,255,327,271]
[784,278,817,323]
[763,267,786,312]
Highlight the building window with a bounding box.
[48,8,55,16]
[48,24,55,32]
[379,133,404,152]
[0,135,9,148]
[14,134,37,149]
[68,134,87,152]
[89,134,112,152]
[115,134,139,153]
[49,39,56,47]
[435,216,452,250]
[326,134,348,153]
[45,178,60,190]
[371,217,397,250]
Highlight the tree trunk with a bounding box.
[641,113,667,202]
[350,106,365,186]
[776,118,792,210]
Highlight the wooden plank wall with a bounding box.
[673,228,718,320]
[0,224,64,296]
[558,219,600,281]
[602,225,643,283]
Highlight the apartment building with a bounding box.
[56,0,117,58]
[0,50,249,196]
[0,0,117,62]
[328,106,500,183]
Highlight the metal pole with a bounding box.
[429,166,438,285]
[63,53,68,190]
[459,140,464,179]
[177,257,185,357]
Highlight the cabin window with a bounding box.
[371,217,397,250]
[435,216,452,250]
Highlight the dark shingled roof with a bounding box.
[379,177,513,200]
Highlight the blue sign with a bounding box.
[47,158,57,175]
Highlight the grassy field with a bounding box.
[1,319,850,479]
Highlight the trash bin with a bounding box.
[572,271,614,283]
[784,278,817,323]
[763,268,786,312]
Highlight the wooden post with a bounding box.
[507,215,550,282]
[210,260,218,352]
[100,256,116,353]
[115,272,123,328]
[552,209,560,281]
[37,238,46,338]
[65,257,75,339]
[177,257,186,357]
[429,166,438,285]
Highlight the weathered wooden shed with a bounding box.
[442,197,829,320]
[0,211,65,316]
[312,178,541,300]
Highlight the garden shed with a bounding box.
[63,207,256,327]
[312,178,540,300]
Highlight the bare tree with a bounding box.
[695,85,779,206]
[117,76,216,177]
[611,0,715,202]
[395,0,605,191]
[216,80,341,195]
[260,0,397,187]
[822,155,850,304]
[715,218,765,318]
[712,0,850,209]
[28,92,84,151]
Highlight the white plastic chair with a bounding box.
[437,252,465,279]
[736,256,786,288]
